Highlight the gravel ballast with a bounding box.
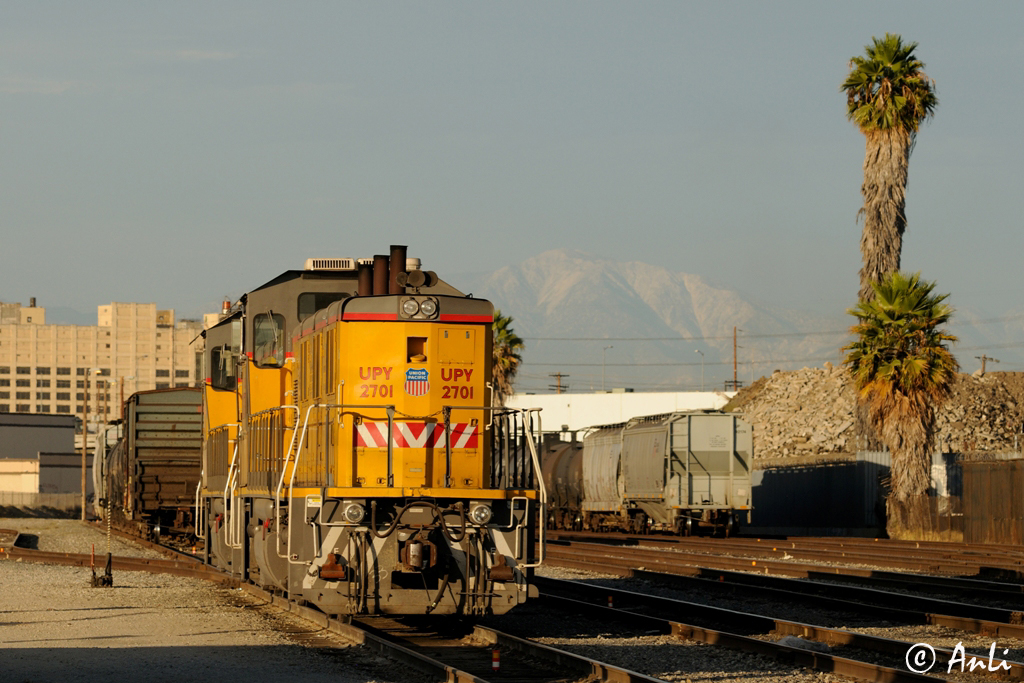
[0,519,400,683]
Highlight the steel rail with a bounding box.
[356,614,669,683]
[548,531,1024,575]
[546,537,1023,588]
[547,534,1024,600]
[550,530,1024,557]
[538,577,1024,682]
[544,547,1024,640]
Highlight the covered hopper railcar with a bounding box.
[199,246,545,617]
[543,411,751,536]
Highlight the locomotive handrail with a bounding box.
[194,470,205,541]
[277,402,395,564]
[519,407,546,568]
[223,442,244,549]
[440,405,547,567]
[195,422,237,545]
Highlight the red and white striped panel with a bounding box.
[355,422,478,449]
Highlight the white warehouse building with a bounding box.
[507,390,736,432]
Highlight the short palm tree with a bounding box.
[842,34,938,302]
[843,272,958,538]
[491,310,524,406]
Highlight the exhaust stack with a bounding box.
[389,245,407,295]
[372,255,389,295]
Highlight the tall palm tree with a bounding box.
[842,33,938,302]
[843,272,958,538]
[491,310,524,406]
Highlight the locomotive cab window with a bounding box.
[253,313,285,367]
[298,292,348,322]
[210,346,237,391]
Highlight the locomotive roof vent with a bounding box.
[355,257,421,270]
[304,258,356,271]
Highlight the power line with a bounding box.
[520,313,1024,344]
[525,356,839,368]
[523,331,848,341]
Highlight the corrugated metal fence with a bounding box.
[750,450,966,537]
[962,457,1024,544]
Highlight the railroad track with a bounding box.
[547,535,1024,589]
[546,533,1024,604]
[535,576,966,682]
[13,522,1020,681]
[545,540,1024,635]
[549,531,1024,577]
[0,525,665,683]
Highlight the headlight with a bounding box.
[343,502,365,524]
[469,504,492,525]
[402,299,420,316]
[419,299,437,317]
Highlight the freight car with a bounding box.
[94,388,203,539]
[541,434,583,530]
[543,411,751,536]
[199,245,545,617]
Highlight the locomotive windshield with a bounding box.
[253,312,285,367]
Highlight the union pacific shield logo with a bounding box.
[405,368,430,396]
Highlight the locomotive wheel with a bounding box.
[725,513,739,538]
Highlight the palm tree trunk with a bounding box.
[886,495,933,540]
[881,397,934,538]
[858,129,911,302]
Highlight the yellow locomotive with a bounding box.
[198,246,545,616]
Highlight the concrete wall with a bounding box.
[0,414,75,460]
[39,453,93,495]
[507,391,735,432]
[0,459,39,492]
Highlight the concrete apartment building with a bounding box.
[0,299,203,420]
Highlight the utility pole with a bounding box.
[975,355,1001,375]
[80,373,89,521]
[694,349,704,391]
[548,373,569,394]
[733,326,738,389]
[723,328,743,392]
[602,346,613,392]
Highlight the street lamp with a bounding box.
[602,345,613,392]
[694,349,704,391]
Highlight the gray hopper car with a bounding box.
[95,388,202,539]
[544,411,752,536]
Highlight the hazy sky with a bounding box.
[2,2,1023,326]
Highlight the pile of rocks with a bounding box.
[726,367,1024,460]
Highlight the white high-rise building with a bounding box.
[0,300,203,420]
